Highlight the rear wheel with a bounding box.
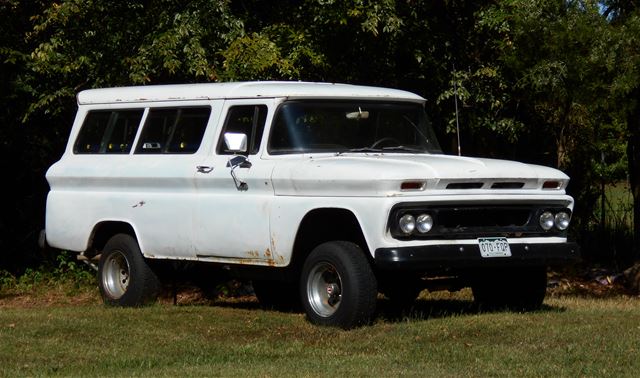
[300,241,377,329]
[472,266,547,311]
[98,233,161,306]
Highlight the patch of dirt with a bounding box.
[2,268,638,309]
[157,284,259,306]
[547,267,639,298]
[0,290,100,308]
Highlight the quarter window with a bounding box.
[217,105,268,155]
[135,107,210,154]
[74,110,143,154]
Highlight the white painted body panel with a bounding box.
[269,153,569,197]
[45,155,201,258]
[266,193,573,267]
[45,81,575,268]
[192,98,278,263]
[76,81,424,105]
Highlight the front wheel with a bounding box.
[300,241,377,329]
[98,233,161,306]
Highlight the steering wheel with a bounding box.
[370,137,401,149]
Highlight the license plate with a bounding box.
[478,237,511,258]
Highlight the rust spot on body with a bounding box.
[246,250,260,258]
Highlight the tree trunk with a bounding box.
[627,90,640,261]
[621,96,639,293]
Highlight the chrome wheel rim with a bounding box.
[102,251,130,299]
[307,262,342,317]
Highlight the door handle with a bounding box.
[196,165,214,174]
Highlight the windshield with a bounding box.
[267,101,442,155]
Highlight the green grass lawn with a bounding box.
[1,289,638,377]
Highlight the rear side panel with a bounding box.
[45,100,224,258]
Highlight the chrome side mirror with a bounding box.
[224,133,251,191]
[224,132,248,154]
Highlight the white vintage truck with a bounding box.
[43,81,579,328]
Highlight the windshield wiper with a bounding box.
[336,147,383,156]
[381,146,425,153]
[336,146,425,156]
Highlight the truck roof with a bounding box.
[76,81,425,105]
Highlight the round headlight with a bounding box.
[555,212,570,230]
[416,214,433,233]
[539,211,555,231]
[399,214,415,234]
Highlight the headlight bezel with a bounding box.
[398,214,416,234]
[393,210,436,237]
[538,208,572,232]
[388,204,572,240]
[539,211,555,231]
[415,214,434,234]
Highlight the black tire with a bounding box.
[300,241,377,329]
[98,233,161,306]
[253,280,301,312]
[471,266,547,312]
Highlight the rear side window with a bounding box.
[74,110,143,154]
[136,107,210,154]
[217,105,268,155]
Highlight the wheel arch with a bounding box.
[289,207,371,273]
[88,220,138,255]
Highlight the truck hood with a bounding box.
[270,153,569,197]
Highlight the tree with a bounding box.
[600,0,640,260]
[481,1,618,231]
[0,0,54,271]
[24,0,245,118]
[2,0,637,272]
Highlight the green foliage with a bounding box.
[220,28,323,81]
[437,66,523,141]
[0,251,94,294]
[306,0,404,36]
[0,0,638,269]
[52,251,94,283]
[0,270,16,289]
[474,0,609,167]
[223,33,287,80]
[24,0,244,118]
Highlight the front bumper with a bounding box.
[375,242,580,271]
